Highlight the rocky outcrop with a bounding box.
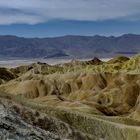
[107,56,130,64]
[0,99,87,140]
[0,102,59,140]
[86,57,103,65]
[0,67,16,82]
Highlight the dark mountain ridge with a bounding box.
[0,34,140,58]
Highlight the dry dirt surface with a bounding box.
[0,54,140,139]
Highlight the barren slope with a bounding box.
[0,54,140,139]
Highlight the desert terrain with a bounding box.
[0,54,140,139]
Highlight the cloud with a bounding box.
[0,0,140,24]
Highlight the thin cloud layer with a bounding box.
[0,0,140,24]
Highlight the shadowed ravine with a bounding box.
[0,54,140,139]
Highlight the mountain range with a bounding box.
[0,34,140,58]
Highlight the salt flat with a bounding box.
[0,58,111,68]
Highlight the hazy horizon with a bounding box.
[0,33,139,39]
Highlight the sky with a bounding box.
[0,0,140,37]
